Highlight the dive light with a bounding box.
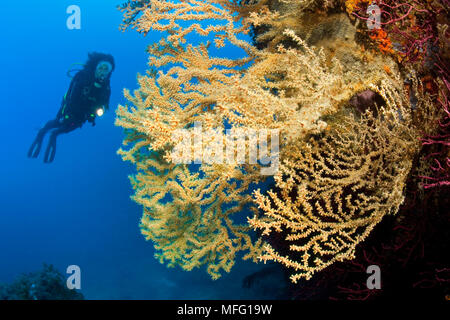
[96,107,104,117]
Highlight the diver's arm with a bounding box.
[62,71,90,119]
[82,82,111,126]
[100,84,111,111]
[55,74,78,120]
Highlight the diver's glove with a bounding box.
[87,114,96,126]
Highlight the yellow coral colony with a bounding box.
[116,0,431,282]
[116,0,267,280]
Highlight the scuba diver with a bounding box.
[28,52,115,163]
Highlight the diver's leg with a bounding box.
[28,119,60,158]
[43,124,76,163]
[43,131,57,163]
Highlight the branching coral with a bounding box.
[419,78,450,189]
[0,264,84,300]
[248,96,421,282]
[116,0,271,279]
[347,0,449,69]
[116,0,439,282]
[347,0,449,190]
[115,45,266,279]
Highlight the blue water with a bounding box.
[0,0,283,299]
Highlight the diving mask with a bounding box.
[95,61,113,82]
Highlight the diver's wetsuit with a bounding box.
[28,69,111,163]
